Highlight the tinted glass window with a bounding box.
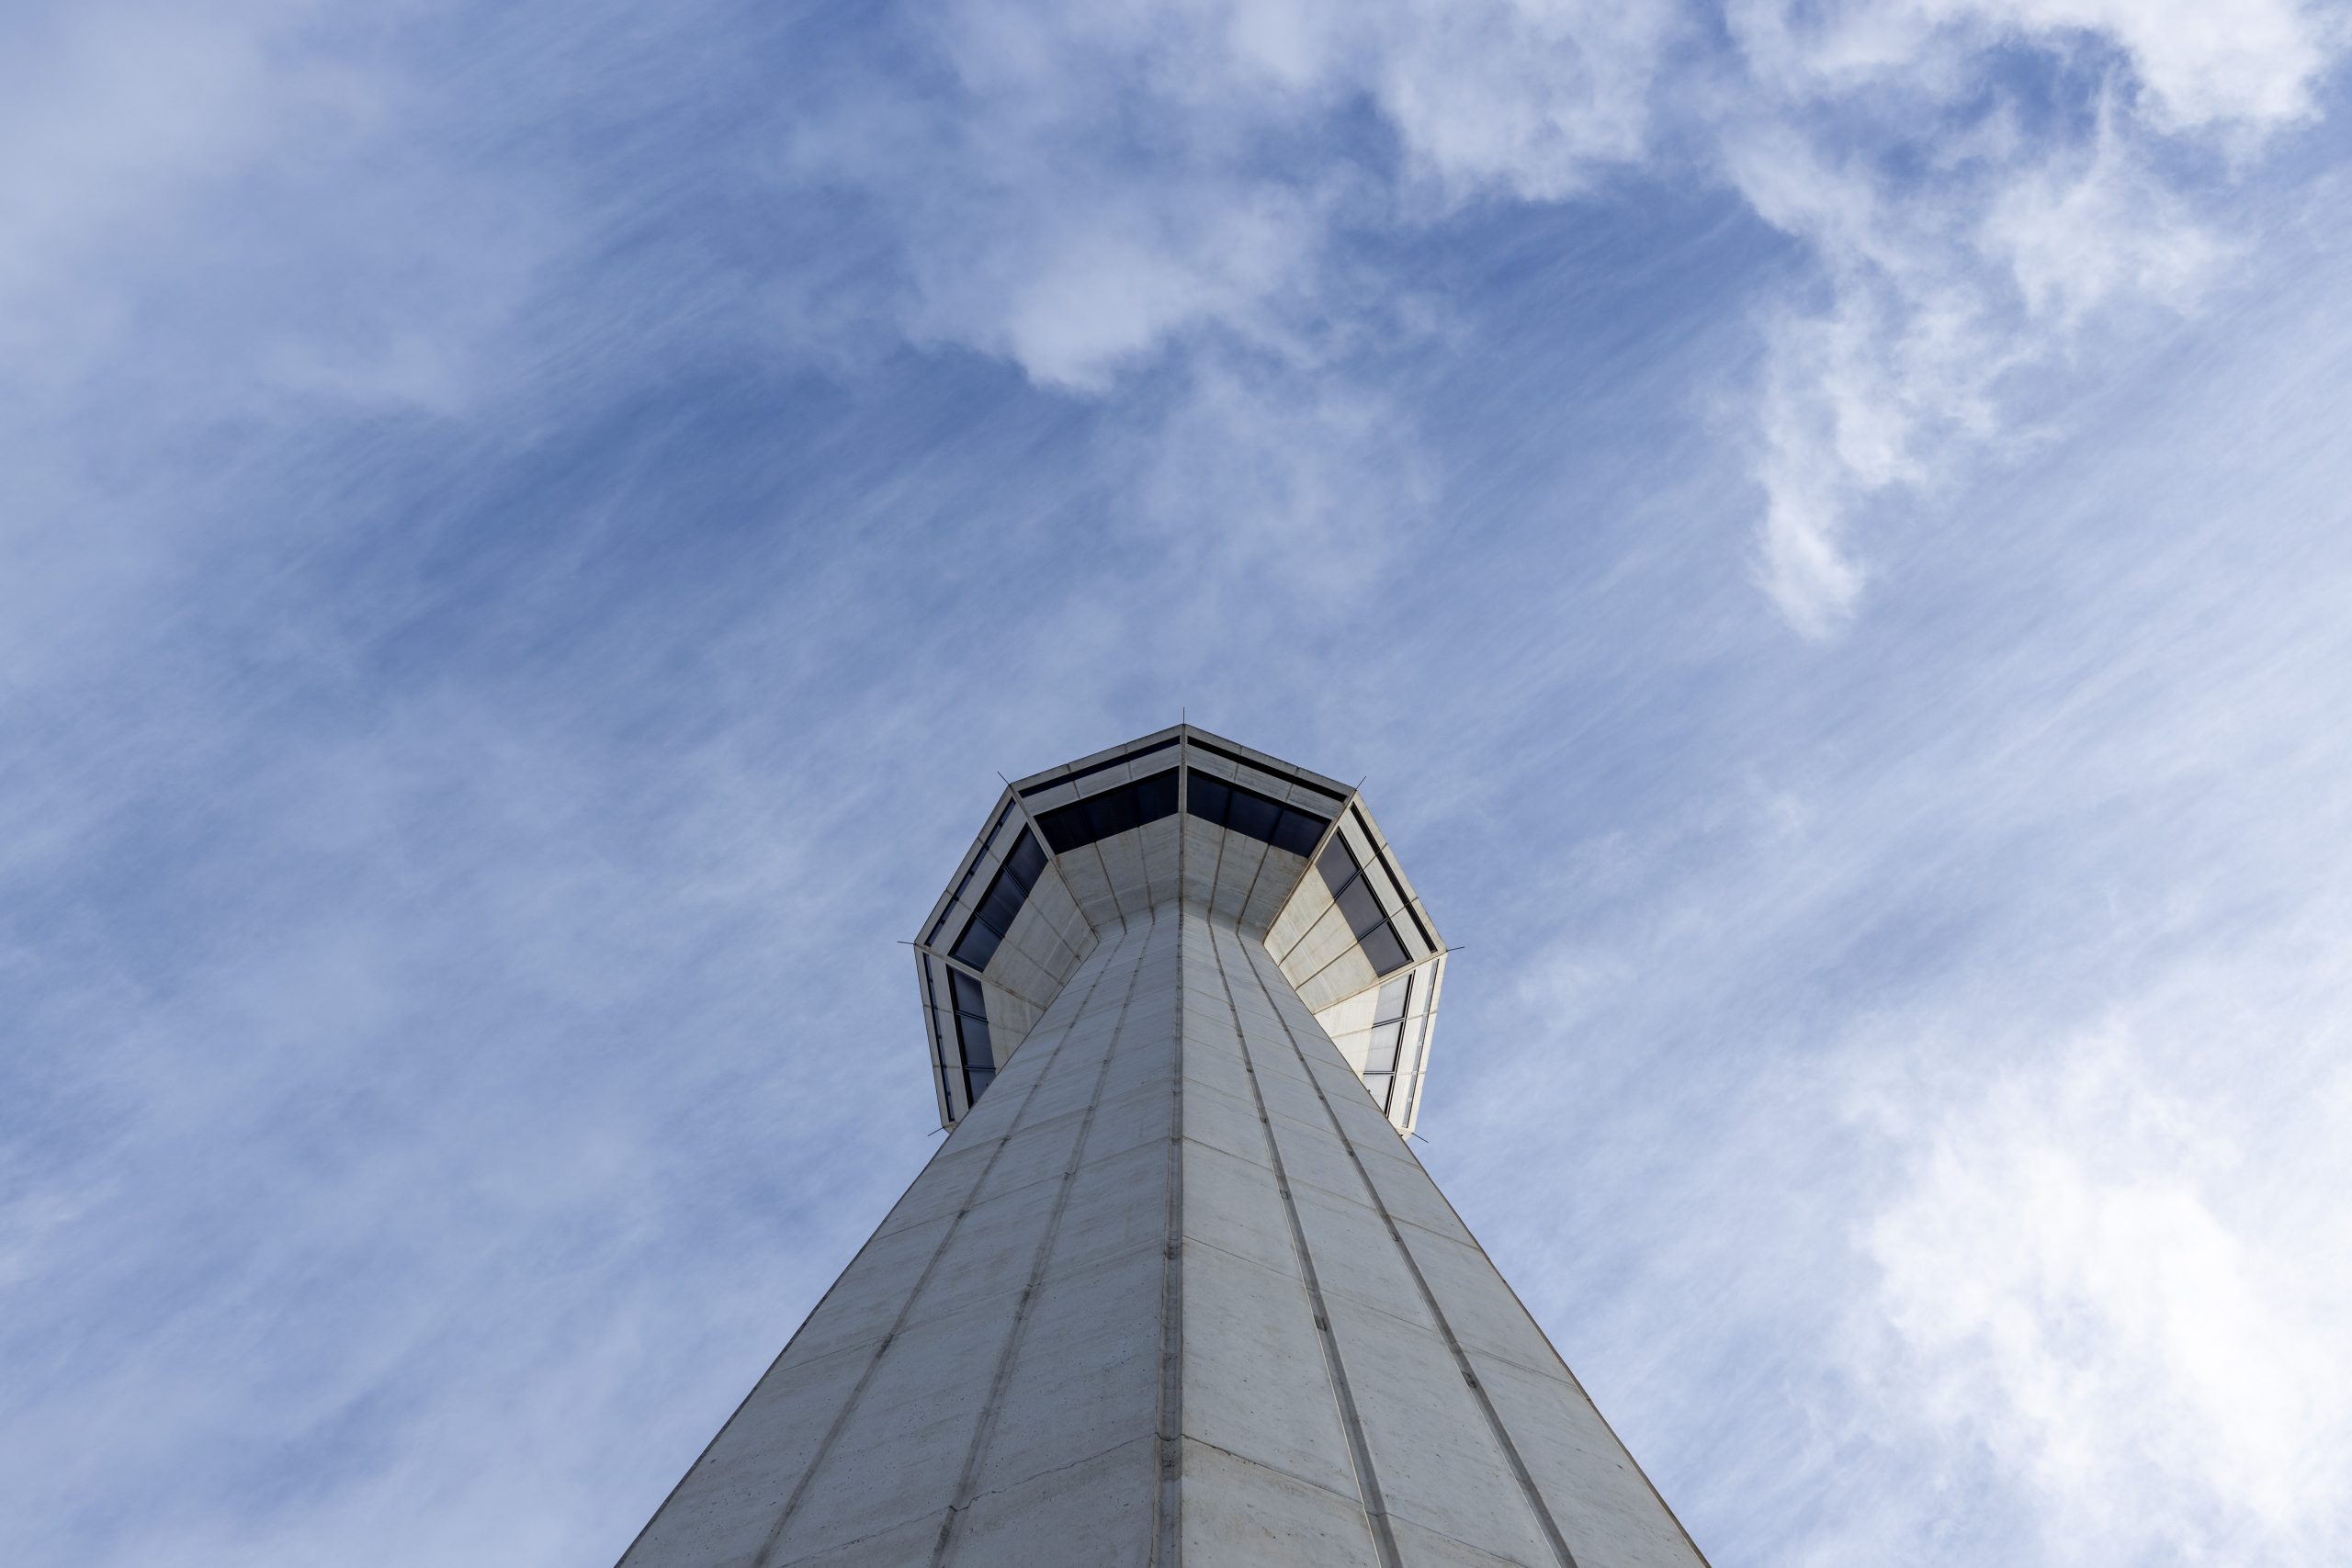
[1360,921,1409,976]
[930,803,1017,944]
[950,829,1046,968]
[1317,837,1359,897]
[1134,769,1179,824]
[965,1066,995,1102]
[1002,830,1046,893]
[1365,1020,1403,1074]
[1036,799,1091,853]
[1224,787,1281,843]
[951,920,1003,970]
[1040,771,1181,854]
[950,968,988,1017]
[1193,773,1328,855]
[1373,976,1411,1026]
[1271,807,1326,856]
[1186,774,1232,826]
[958,1013,994,1070]
[973,878,1025,941]
[1084,787,1140,840]
[1335,874,1385,940]
[949,971,994,1071]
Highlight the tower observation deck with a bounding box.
[616,725,1710,1568]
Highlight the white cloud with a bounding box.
[1719,0,2335,632]
[786,0,2342,633]
[1852,1027,2352,1562]
[1129,358,1435,592]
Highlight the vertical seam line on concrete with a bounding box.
[1235,930,1582,1568]
[1205,917,1403,1568]
[932,909,1157,1565]
[1153,903,1185,1568]
[1231,837,1277,935]
[741,925,1138,1568]
[1201,795,1233,923]
[1090,839,1127,930]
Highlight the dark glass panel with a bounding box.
[1036,799,1092,853]
[1083,787,1140,841]
[1133,769,1179,823]
[1361,921,1410,976]
[974,877,1025,939]
[949,967,988,1018]
[1270,807,1327,856]
[965,1067,996,1102]
[1224,787,1281,844]
[1317,836,1359,896]
[1002,829,1047,894]
[1186,774,1232,826]
[952,829,1046,967]
[1335,874,1385,939]
[950,919,1002,970]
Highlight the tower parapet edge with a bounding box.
[910,724,1449,1134]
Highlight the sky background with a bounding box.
[4,2,2350,1565]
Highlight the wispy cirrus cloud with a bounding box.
[4,6,2350,1568]
[772,0,2342,630]
[1718,0,2335,632]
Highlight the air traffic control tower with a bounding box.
[617,725,1709,1568]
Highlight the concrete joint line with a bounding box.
[1206,919,1404,1568]
[931,910,1159,1568]
[745,925,1141,1568]
[1153,908,1186,1568]
[1236,937,1583,1568]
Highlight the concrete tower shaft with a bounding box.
[616,733,1709,1568]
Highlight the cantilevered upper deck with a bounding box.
[910,725,1449,1133]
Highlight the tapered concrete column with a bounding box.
[615,897,1707,1567]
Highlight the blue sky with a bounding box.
[4,2,2349,1564]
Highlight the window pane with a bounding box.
[949,967,987,1017]
[1364,1072,1393,1111]
[1133,769,1179,824]
[1365,1021,1403,1074]
[950,919,1002,970]
[1002,829,1047,893]
[1084,786,1140,840]
[1336,874,1385,939]
[1317,836,1359,896]
[1036,800,1092,853]
[1271,807,1326,856]
[1224,787,1281,845]
[1373,976,1410,1026]
[1186,774,1232,826]
[960,1014,994,1069]
[975,877,1025,938]
[1361,921,1410,976]
[965,1066,996,1102]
